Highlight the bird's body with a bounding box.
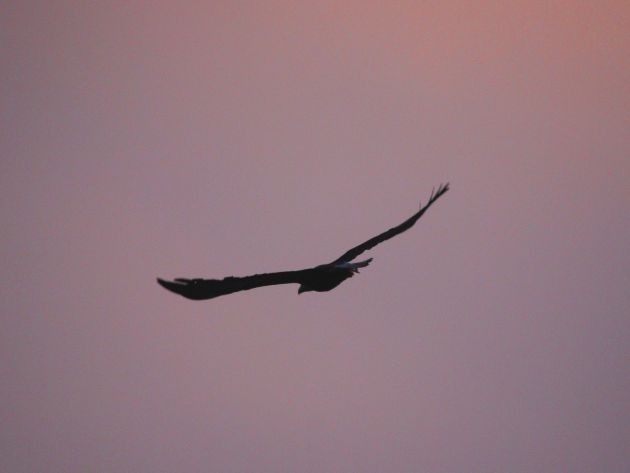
[297,259,373,293]
[157,183,449,301]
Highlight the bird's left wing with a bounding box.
[157,270,309,300]
[332,183,449,264]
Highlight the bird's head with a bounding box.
[298,284,313,294]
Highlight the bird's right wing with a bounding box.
[157,270,309,300]
[332,183,449,264]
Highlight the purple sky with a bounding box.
[2,2,629,472]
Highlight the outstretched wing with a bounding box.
[157,270,309,300]
[332,183,449,264]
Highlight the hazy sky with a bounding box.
[2,1,629,472]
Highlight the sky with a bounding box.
[1,1,629,472]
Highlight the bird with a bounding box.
[157,183,449,300]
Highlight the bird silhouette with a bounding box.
[157,183,449,300]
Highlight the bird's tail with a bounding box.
[336,258,373,273]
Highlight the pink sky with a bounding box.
[2,1,629,472]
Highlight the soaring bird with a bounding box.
[157,183,449,300]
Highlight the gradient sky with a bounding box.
[2,1,629,472]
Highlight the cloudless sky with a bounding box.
[2,1,629,472]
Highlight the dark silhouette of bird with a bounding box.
[157,183,449,300]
